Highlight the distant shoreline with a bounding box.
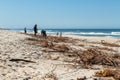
[9,29,120,39]
[0,28,10,30]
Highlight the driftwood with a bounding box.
[9,59,36,63]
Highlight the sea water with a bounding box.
[11,29,120,38]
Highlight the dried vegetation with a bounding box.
[95,69,120,80]
[25,34,120,68]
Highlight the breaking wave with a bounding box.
[47,31,120,36]
[11,29,120,38]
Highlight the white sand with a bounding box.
[0,30,119,80]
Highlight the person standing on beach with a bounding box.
[60,32,62,37]
[56,32,59,37]
[34,24,38,35]
[24,27,27,33]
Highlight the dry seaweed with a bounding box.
[77,76,87,80]
[40,40,49,47]
[72,48,119,67]
[26,38,39,41]
[95,69,120,80]
[98,47,117,52]
[113,54,120,59]
[102,42,120,47]
[25,34,120,67]
[53,44,69,52]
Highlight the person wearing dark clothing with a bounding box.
[34,24,38,35]
[24,27,27,33]
[41,29,43,36]
[41,29,47,38]
[43,30,47,38]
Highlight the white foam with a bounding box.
[111,32,120,35]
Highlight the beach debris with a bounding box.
[72,48,119,67]
[23,77,31,80]
[113,54,120,59]
[44,72,58,80]
[95,69,120,80]
[9,59,36,63]
[25,33,120,67]
[101,42,120,47]
[101,40,106,44]
[41,40,54,48]
[41,40,49,47]
[78,44,85,47]
[51,55,60,60]
[97,47,117,52]
[47,36,71,43]
[26,38,38,41]
[42,64,58,80]
[53,43,69,52]
[77,76,87,80]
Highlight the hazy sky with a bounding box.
[0,0,120,29]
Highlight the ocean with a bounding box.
[11,29,120,38]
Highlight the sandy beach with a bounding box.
[0,30,120,80]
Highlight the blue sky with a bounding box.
[0,0,120,29]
